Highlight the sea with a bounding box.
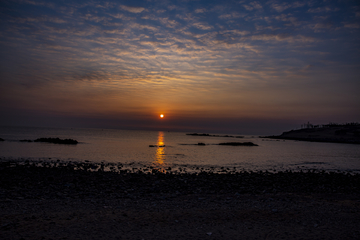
[1,126,360,173]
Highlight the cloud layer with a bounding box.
[0,0,359,133]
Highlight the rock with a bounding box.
[186,133,210,136]
[186,133,244,138]
[218,142,258,146]
[34,138,78,144]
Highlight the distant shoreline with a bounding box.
[262,124,360,144]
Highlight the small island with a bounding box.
[34,137,78,144]
[179,142,258,146]
[186,133,244,138]
[218,142,258,146]
[1,137,78,144]
[263,122,360,144]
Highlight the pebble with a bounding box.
[1,160,359,202]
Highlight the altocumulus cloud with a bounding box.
[120,5,146,13]
[0,0,359,133]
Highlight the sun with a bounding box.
[160,114,164,118]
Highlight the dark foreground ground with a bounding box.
[1,160,360,240]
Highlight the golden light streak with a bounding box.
[155,131,165,165]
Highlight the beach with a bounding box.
[1,160,360,239]
[2,0,360,238]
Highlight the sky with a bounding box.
[0,0,359,135]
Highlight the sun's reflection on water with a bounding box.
[151,131,168,173]
[155,131,165,165]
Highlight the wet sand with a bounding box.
[1,160,360,239]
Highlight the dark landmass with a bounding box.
[1,137,79,144]
[0,138,4,141]
[218,142,258,146]
[263,123,360,144]
[180,142,257,146]
[1,160,359,239]
[186,133,244,138]
[34,137,78,144]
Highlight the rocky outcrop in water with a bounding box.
[218,142,258,146]
[34,138,78,144]
[186,133,244,138]
[149,145,165,147]
[179,142,258,146]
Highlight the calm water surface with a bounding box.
[0,126,359,172]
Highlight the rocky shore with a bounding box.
[263,124,360,144]
[1,160,360,239]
